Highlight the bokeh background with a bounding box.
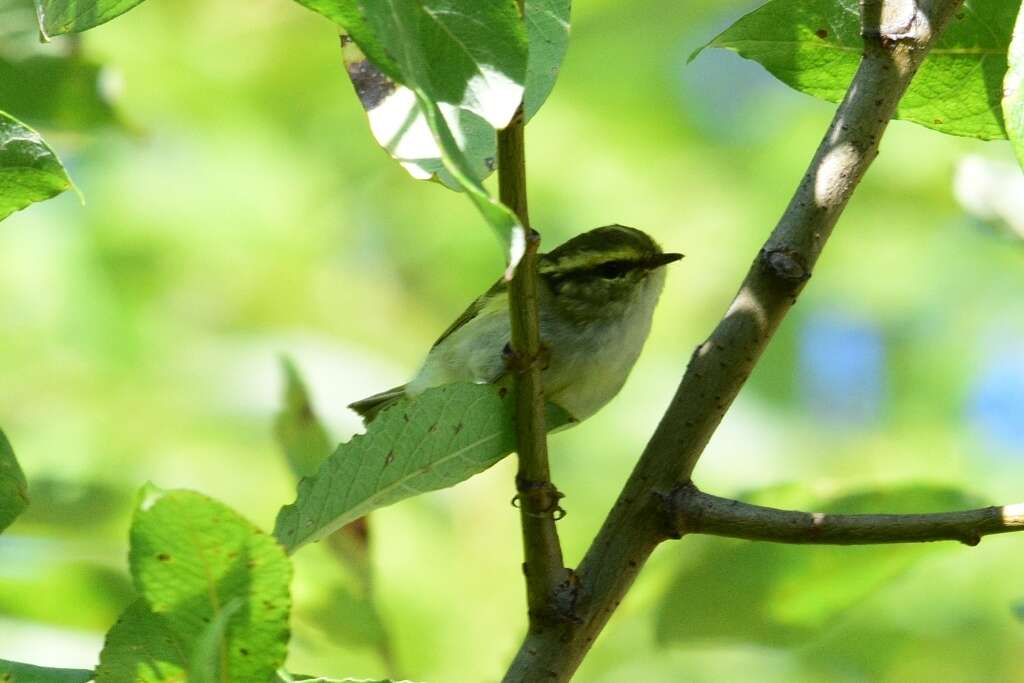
[3,0,1024,680]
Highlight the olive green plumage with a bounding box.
[349,225,682,423]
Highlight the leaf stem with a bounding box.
[498,103,571,629]
[502,1,967,679]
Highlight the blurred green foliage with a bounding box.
[1,0,1023,681]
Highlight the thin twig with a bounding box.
[668,483,1024,547]
[502,1,968,680]
[499,102,571,628]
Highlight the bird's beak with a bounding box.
[649,252,684,268]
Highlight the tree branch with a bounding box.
[667,483,1024,546]
[502,1,967,680]
[499,102,571,629]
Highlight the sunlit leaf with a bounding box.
[34,0,149,37]
[1005,1,1024,168]
[103,486,292,682]
[693,0,1016,140]
[96,599,187,683]
[300,0,526,128]
[523,0,571,119]
[275,382,571,552]
[655,484,985,647]
[337,0,569,187]
[0,111,73,221]
[0,428,28,533]
[189,598,244,683]
[290,0,528,268]
[340,38,495,189]
[0,659,93,683]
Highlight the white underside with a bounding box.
[407,269,666,422]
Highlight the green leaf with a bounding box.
[95,599,187,683]
[694,0,1016,140]
[275,358,334,479]
[0,428,29,533]
[655,484,985,647]
[340,39,496,189]
[338,0,569,186]
[523,0,571,119]
[292,0,528,268]
[189,598,244,683]
[0,111,73,221]
[301,0,527,129]
[116,486,292,682]
[1005,1,1024,168]
[33,0,149,37]
[0,660,93,683]
[0,55,121,132]
[275,382,571,552]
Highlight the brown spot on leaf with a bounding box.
[384,450,395,466]
[346,59,397,110]
[157,553,171,562]
[815,28,828,39]
[498,387,509,398]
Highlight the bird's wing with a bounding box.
[348,384,407,422]
[430,276,507,349]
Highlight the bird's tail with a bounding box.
[348,385,407,423]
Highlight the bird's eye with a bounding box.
[595,260,633,279]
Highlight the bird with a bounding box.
[349,224,682,423]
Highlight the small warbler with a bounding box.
[350,225,682,422]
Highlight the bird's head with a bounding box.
[539,225,682,322]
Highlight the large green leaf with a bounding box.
[95,599,187,683]
[291,0,529,269]
[0,111,73,221]
[1005,1,1024,168]
[97,486,292,682]
[0,660,93,683]
[275,382,570,552]
[33,0,149,37]
[693,0,1017,140]
[0,428,29,533]
[0,56,120,131]
[300,0,527,128]
[189,599,244,683]
[655,484,985,647]
[338,0,569,187]
[523,0,571,119]
[340,38,495,189]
